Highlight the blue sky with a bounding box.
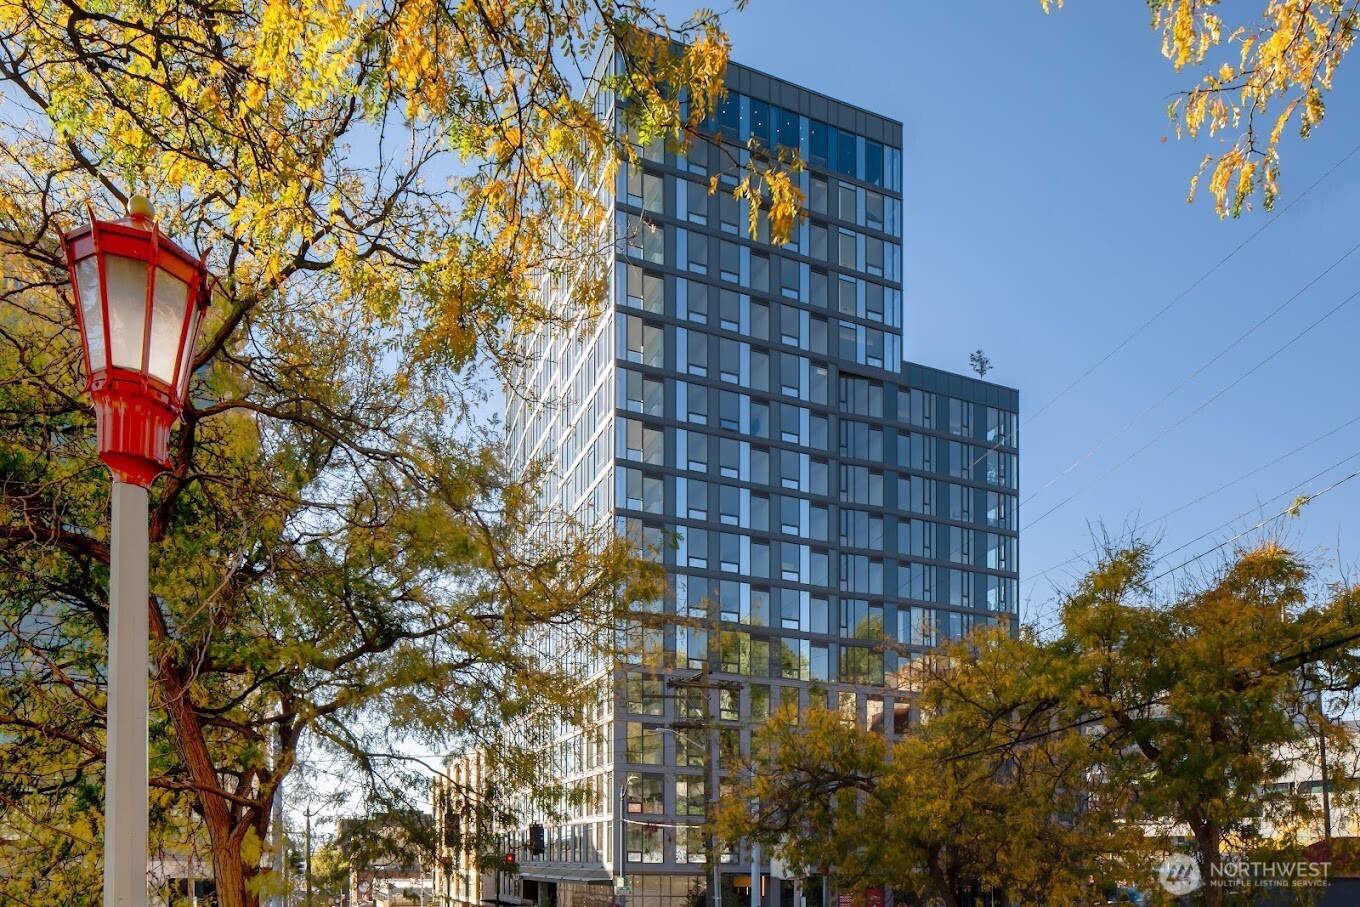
[715,0,1360,627]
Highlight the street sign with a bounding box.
[615,876,631,893]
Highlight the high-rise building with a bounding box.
[479,47,1018,907]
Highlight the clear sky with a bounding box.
[707,0,1360,629]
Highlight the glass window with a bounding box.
[809,119,829,168]
[684,279,709,323]
[810,177,828,215]
[626,675,665,716]
[625,823,662,863]
[626,722,664,765]
[625,773,665,815]
[677,825,706,864]
[676,777,706,816]
[838,184,856,222]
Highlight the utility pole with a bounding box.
[669,667,742,907]
[1318,686,1333,843]
[305,805,313,907]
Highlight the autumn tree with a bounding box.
[1058,542,1360,907]
[719,628,1142,907]
[0,2,801,906]
[722,544,1360,906]
[1046,0,1360,216]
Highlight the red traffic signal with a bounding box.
[505,852,516,866]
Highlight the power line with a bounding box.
[1023,236,1360,503]
[1023,412,1360,588]
[935,142,1360,504]
[1022,449,1360,639]
[1026,139,1360,423]
[1024,281,1360,529]
[1151,461,1360,582]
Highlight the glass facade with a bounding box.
[496,52,1019,907]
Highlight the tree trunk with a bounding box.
[923,851,960,907]
[1195,823,1222,907]
[151,602,262,907]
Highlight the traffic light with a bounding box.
[505,851,516,868]
[529,823,546,855]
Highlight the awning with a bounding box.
[517,866,612,884]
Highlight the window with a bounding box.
[676,825,706,864]
[681,279,709,323]
[626,722,663,765]
[838,228,857,270]
[947,483,973,522]
[750,253,769,292]
[678,382,709,425]
[626,675,665,716]
[780,258,801,299]
[680,178,709,225]
[625,823,662,863]
[622,213,663,263]
[620,314,663,367]
[839,509,885,550]
[676,728,705,767]
[679,328,708,377]
[840,646,884,685]
[839,554,884,594]
[986,491,1016,529]
[618,418,663,465]
[810,223,828,261]
[903,389,935,428]
[865,191,884,230]
[840,599,883,638]
[839,376,883,417]
[899,475,936,515]
[720,192,740,234]
[682,478,708,520]
[619,369,663,416]
[625,773,665,815]
[897,561,933,601]
[617,468,663,514]
[676,777,706,816]
[720,240,740,281]
[625,164,663,215]
[948,399,973,437]
[810,177,828,215]
[663,429,698,474]
[680,229,708,275]
[839,420,883,460]
[750,684,770,721]
[622,264,664,314]
[839,465,884,506]
[838,183,857,222]
[986,407,1016,446]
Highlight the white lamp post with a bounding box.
[61,195,212,907]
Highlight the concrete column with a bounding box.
[106,481,149,907]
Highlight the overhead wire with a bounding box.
[1024,281,1360,529]
[1023,412,1360,589]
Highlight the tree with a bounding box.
[1058,542,1360,907]
[721,544,1360,907]
[0,2,806,904]
[719,628,1142,907]
[1045,1,1360,216]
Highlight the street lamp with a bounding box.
[61,195,212,907]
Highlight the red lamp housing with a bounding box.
[61,198,211,487]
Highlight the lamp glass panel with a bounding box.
[147,266,189,384]
[73,256,106,372]
[104,254,149,370]
[175,304,200,401]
